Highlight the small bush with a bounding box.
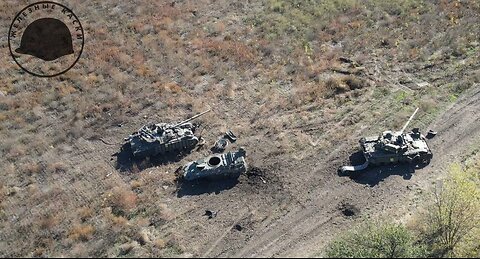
[21,162,42,175]
[107,187,138,215]
[6,145,27,160]
[69,224,95,241]
[296,82,326,103]
[38,215,58,230]
[154,239,166,249]
[344,75,369,90]
[78,207,94,222]
[46,162,67,173]
[419,98,437,113]
[119,242,138,256]
[32,248,46,257]
[325,77,348,96]
[198,39,257,65]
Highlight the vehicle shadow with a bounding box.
[176,178,239,197]
[339,151,429,187]
[348,163,415,187]
[114,143,188,173]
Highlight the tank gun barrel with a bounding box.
[172,109,211,127]
[399,107,419,134]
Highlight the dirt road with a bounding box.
[238,84,480,258]
[3,81,476,258]
[192,84,480,258]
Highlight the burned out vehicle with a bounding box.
[341,108,433,173]
[181,148,247,181]
[124,110,210,158]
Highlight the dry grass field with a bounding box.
[0,0,479,257]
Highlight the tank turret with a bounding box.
[181,148,247,181]
[124,110,211,157]
[341,108,433,173]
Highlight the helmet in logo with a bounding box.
[15,18,74,61]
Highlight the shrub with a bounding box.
[38,215,58,230]
[78,207,94,222]
[46,162,67,173]
[6,144,27,160]
[325,77,348,96]
[21,162,42,175]
[421,163,480,257]
[325,222,425,258]
[107,187,138,215]
[199,39,257,65]
[69,224,95,241]
[154,239,166,249]
[344,75,369,90]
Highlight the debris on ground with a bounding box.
[233,224,243,231]
[426,130,437,139]
[224,130,237,142]
[204,210,218,219]
[212,138,229,153]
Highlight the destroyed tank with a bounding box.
[341,108,433,173]
[124,110,210,158]
[181,148,247,181]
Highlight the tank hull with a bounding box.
[129,136,199,157]
[340,109,434,173]
[124,122,200,158]
[360,130,433,166]
[341,129,433,173]
[182,149,247,181]
[124,110,210,158]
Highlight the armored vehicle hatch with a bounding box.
[182,148,247,181]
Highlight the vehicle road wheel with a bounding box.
[413,154,431,168]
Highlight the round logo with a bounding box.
[8,1,84,77]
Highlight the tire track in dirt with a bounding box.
[228,84,480,258]
[427,85,480,163]
[229,149,356,258]
[284,85,480,258]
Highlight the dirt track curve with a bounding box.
[211,84,480,258]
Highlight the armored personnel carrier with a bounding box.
[181,148,247,181]
[124,110,210,158]
[341,108,433,173]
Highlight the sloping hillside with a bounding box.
[0,0,479,257]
